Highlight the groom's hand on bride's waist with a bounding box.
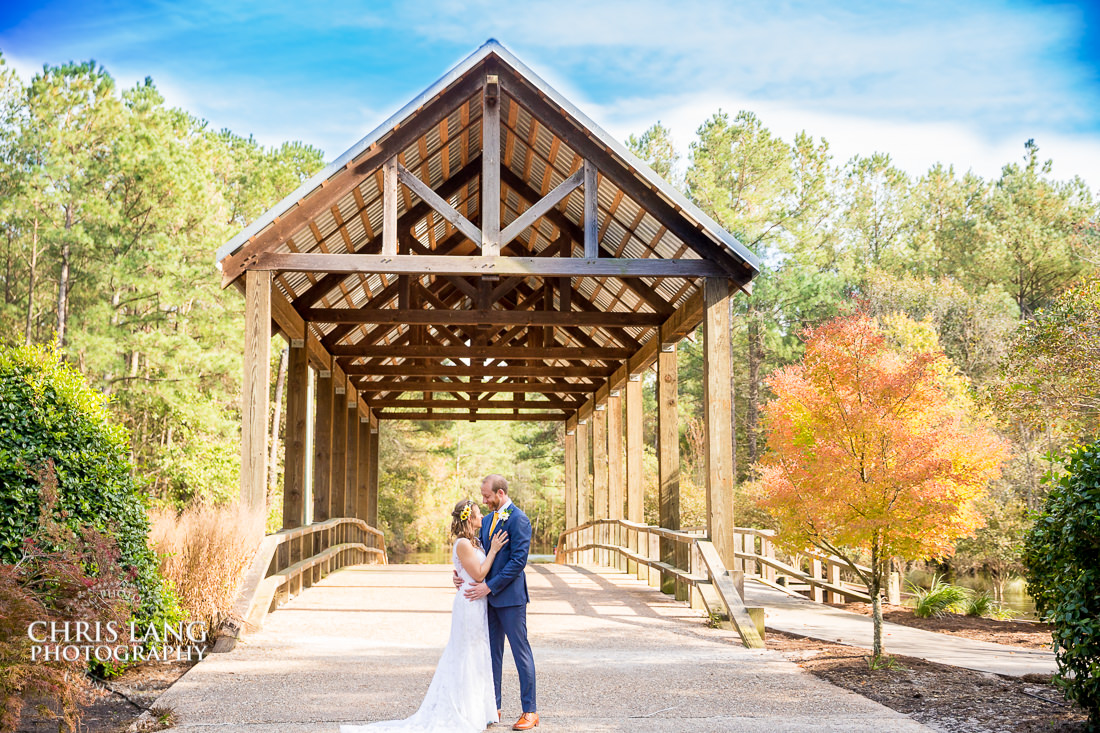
[464,581,491,600]
[452,570,463,589]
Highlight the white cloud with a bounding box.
[592,89,1100,191]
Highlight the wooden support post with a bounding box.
[383,158,398,255]
[607,389,624,571]
[331,381,347,519]
[828,560,843,604]
[658,346,680,595]
[367,427,379,528]
[481,75,500,256]
[345,397,359,518]
[703,277,736,569]
[625,374,644,578]
[357,417,370,522]
[811,557,825,603]
[583,160,598,258]
[312,370,333,523]
[282,341,308,530]
[576,418,590,563]
[241,270,271,539]
[592,404,608,566]
[564,428,577,530]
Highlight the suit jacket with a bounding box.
[480,501,531,607]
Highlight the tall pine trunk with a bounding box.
[24,217,39,344]
[746,307,763,464]
[268,347,289,498]
[56,205,73,348]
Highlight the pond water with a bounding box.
[389,546,557,565]
[905,570,1038,620]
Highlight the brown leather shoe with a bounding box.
[512,712,539,730]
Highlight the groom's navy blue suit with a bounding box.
[480,500,536,713]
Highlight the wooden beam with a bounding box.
[383,158,398,255]
[576,419,590,525]
[312,369,334,523]
[304,308,664,327]
[703,277,735,569]
[356,417,371,523]
[583,159,598,258]
[292,158,481,309]
[374,411,562,421]
[281,343,309,529]
[241,271,271,538]
[625,374,644,525]
[366,427,379,527]
[482,75,501,255]
[220,72,484,286]
[592,402,608,526]
[607,389,623,521]
[342,364,614,378]
[356,380,597,394]
[498,70,755,284]
[331,344,632,360]
[367,398,578,410]
[625,373,644,577]
[397,164,481,246]
[255,253,728,278]
[330,380,347,519]
[499,166,583,246]
[499,166,674,316]
[657,345,680,595]
[345,398,359,518]
[564,428,577,530]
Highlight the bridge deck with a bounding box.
[154,563,930,732]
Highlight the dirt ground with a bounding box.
[15,655,197,733]
[769,630,1089,732]
[830,601,1055,650]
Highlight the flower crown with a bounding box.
[459,504,471,521]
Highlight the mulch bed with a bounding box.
[828,601,1054,650]
[15,655,199,732]
[769,630,1090,732]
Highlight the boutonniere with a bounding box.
[498,507,513,522]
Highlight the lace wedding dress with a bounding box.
[340,538,498,733]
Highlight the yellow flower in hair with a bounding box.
[460,505,471,521]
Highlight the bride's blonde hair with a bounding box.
[451,499,481,548]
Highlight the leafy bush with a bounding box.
[0,343,181,674]
[908,574,969,617]
[0,461,136,732]
[1023,440,1100,727]
[148,501,255,632]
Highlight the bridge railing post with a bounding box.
[811,557,824,602]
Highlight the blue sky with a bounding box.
[2,0,1099,190]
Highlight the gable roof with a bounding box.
[215,39,759,274]
[215,40,761,423]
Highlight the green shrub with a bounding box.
[0,343,181,675]
[907,574,969,617]
[1023,440,1100,727]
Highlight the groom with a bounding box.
[459,474,538,730]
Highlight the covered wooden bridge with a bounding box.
[216,41,764,645]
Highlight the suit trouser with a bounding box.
[487,603,536,712]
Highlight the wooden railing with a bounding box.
[217,517,387,649]
[555,519,764,649]
[732,527,902,605]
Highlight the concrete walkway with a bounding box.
[745,583,1056,677]
[152,563,930,732]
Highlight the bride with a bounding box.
[341,499,509,733]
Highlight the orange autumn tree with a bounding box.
[755,313,1006,661]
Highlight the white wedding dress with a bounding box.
[340,538,498,732]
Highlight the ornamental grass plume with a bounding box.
[755,312,1007,661]
[147,501,255,635]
